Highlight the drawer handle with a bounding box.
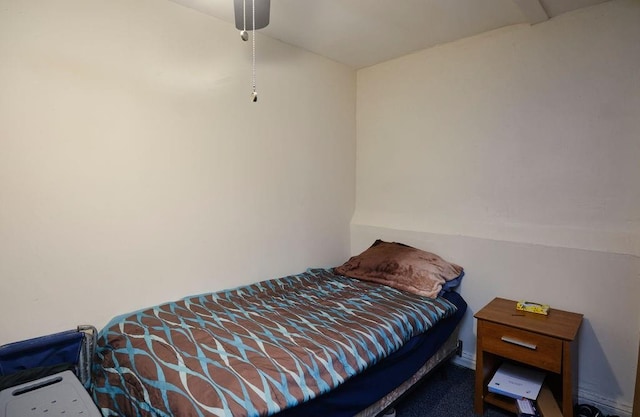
[501,336,537,350]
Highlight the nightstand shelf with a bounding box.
[474,298,583,417]
[485,391,518,413]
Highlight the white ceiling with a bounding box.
[169,0,610,68]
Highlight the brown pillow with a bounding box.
[334,240,464,298]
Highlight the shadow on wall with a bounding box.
[578,318,622,411]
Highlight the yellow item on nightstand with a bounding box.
[516,300,550,315]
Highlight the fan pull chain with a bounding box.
[240,0,248,41]
[239,0,258,102]
[251,0,257,102]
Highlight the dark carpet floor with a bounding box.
[392,362,514,417]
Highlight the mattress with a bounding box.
[92,268,463,417]
[277,291,466,417]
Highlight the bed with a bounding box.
[92,241,467,417]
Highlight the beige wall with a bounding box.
[356,2,639,258]
[354,1,640,415]
[0,0,356,344]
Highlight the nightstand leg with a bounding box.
[474,325,486,415]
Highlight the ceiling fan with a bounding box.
[233,0,270,34]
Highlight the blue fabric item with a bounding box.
[274,291,467,417]
[0,363,75,391]
[0,330,83,376]
[440,271,465,294]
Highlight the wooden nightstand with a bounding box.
[474,298,583,417]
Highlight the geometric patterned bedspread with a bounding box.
[91,268,457,417]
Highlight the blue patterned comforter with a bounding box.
[92,268,457,417]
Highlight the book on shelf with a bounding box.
[516,398,540,417]
[488,362,545,400]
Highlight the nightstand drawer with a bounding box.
[480,321,562,373]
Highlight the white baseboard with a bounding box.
[451,350,633,417]
[578,387,633,417]
[451,350,475,370]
